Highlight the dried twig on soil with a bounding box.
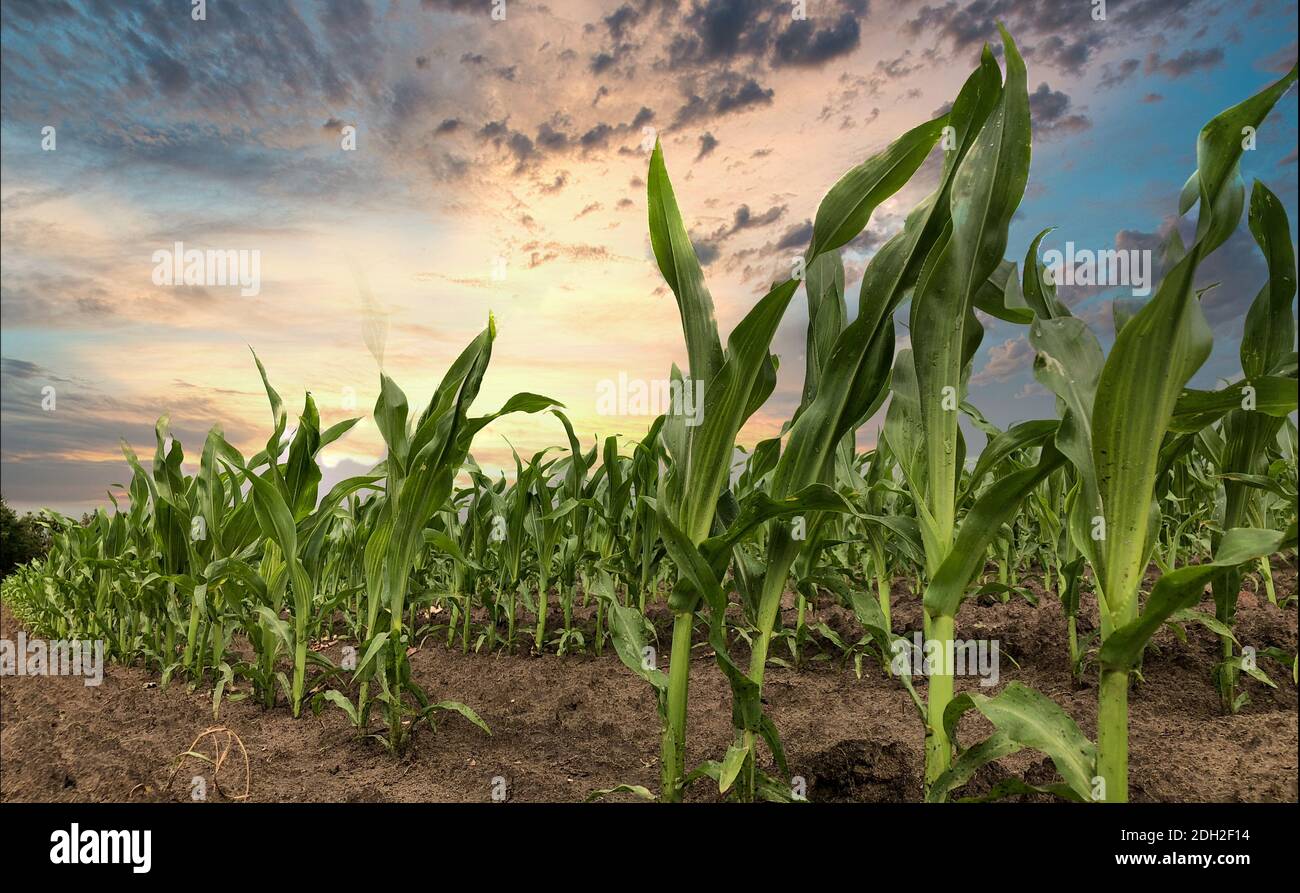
[166,726,251,801]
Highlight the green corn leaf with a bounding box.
[1091,64,1297,619]
[925,730,1021,803]
[910,26,1030,548]
[925,443,1065,617]
[432,700,491,735]
[605,600,668,694]
[808,113,947,259]
[962,419,1058,500]
[718,742,751,794]
[352,630,390,679]
[647,140,724,387]
[1021,226,1066,320]
[1241,181,1297,378]
[1169,376,1297,432]
[1100,526,1295,669]
[701,484,852,557]
[942,681,1096,802]
[322,689,361,727]
[678,277,801,541]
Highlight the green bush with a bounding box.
[0,495,48,577]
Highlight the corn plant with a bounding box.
[1203,182,1297,711]
[901,65,1300,804]
[323,316,559,752]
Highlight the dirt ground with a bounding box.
[2,563,1296,803]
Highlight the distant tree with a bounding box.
[0,494,48,577]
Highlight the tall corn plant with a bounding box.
[727,94,1003,795]
[643,132,793,800]
[340,316,559,751]
[870,29,1073,794]
[213,353,371,716]
[1024,64,1298,801]
[1204,182,1298,711]
[635,77,950,798]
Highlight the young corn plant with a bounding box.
[1203,182,1298,712]
[605,127,885,800]
[635,64,963,797]
[878,28,1060,795]
[329,316,559,752]
[920,65,1298,805]
[728,93,964,796]
[639,133,802,801]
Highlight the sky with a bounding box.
[1,0,1297,516]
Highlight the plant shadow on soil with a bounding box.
[2,561,1296,803]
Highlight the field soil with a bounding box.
[2,563,1296,803]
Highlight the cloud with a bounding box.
[904,0,1214,75]
[674,76,775,126]
[1259,39,1298,73]
[772,15,862,67]
[1027,82,1091,138]
[1099,58,1140,88]
[2,0,1292,512]
[1144,47,1225,78]
[776,220,813,250]
[696,131,719,159]
[972,336,1035,385]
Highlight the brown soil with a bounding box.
[2,563,1296,803]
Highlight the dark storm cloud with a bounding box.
[772,15,862,67]
[776,221,814,250]
[728,203,786,233]
[669,0,773,65]
[604,4,642,39]
[581,123,615,149]
[1027,83,1092,138]
[663,0,863,69]
[689,200,787,264]
[674,76,774,126]
[477,119,542,168]
[0,0,389,124]
[1144,48,1226,78]
[692,239,721,265]
[696,131,720,159]
[420,0,488,12]
[591,51,619,74]
[536,121,571,151]
[904,0,1215,75]
[145,51,191,97]
[1028,33,1104,76]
